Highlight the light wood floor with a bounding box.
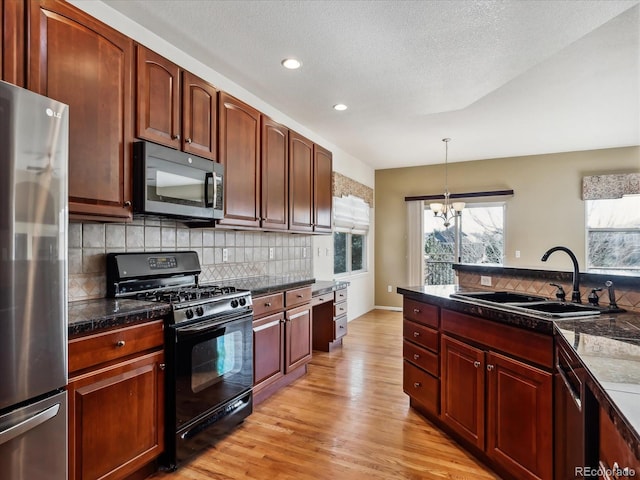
[151,309,500,480]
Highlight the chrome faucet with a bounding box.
[605,280,619,309]
[541,246,582,303]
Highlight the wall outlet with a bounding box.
[269,247,274,260]
[515,250,521,258]
[480,275,492,287]
[222,248,228,262]
[387,285,392,293]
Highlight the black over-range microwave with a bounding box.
[133,141,223,221]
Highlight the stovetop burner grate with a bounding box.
[136,285,238,304]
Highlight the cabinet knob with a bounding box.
[413,308,420,314]
[487,364,494,371]
[413,353,420,360]
[159,363,166,370]
[413,332,420,337]
[123,200,132,207]
[172,134,181,140]
[474,361,480,368]
[297,294,304,298]
[185,137,192,144]
[413,382,421,388]
[265,302,272,307]
[115,340,125,348]
[339,325,345,329]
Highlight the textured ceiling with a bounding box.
[102,0,640,169]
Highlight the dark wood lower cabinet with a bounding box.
[68,350,165,480]
[253,311,285,389]
[285,303,312,372]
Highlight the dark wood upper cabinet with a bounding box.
[135,45,181,150]
[313,144,333,233]
[261,116,289,230]
[182,70,217,160]
[136,46,217,160]
[218,92,261,227]
[289,131,314,232]
[2,0,25,86]
[28,0,134,221]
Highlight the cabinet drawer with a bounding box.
[403,298,439,328]
[334,314,348,340]
[253,292,284,318]
[335,288,348,303]
[403,360,439,414]
[403,320,439,353]
[334,300,347,318]
[69,320,164,373]
[403,340,439,377]
[285,286,312,308]
[311,293,333,307]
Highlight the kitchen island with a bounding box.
[398,284,640,480]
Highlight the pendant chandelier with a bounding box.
[429,138,465,227]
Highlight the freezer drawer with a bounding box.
[0,391,67,480]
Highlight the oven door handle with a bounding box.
[176,315,249,335]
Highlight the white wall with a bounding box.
[72,0,377,318]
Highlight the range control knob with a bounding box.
[230,299,239,308]
[239,297,247,306]
[185,309,194,319]
[195,306,204,316]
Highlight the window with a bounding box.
[334,231,367,275]
[423,203,505,285]
[586,196,640,273]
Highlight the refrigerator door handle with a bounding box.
[0,403,60,446]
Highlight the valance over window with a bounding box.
[583,173,640,200]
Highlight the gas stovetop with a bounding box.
[106,251,253,325]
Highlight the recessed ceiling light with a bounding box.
[333,104,348,111]
[281,58,301,70]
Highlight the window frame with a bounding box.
[333,228,368,277]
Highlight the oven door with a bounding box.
[170,312,253,429]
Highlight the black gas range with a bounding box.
[107,251,254,469]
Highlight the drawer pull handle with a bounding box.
[474,361,480,368]
[159,363,166,370]
[413,332,420,337]
[413,308,420,314]
[487,364,494,371]
[265,302,272,307]
[297,294,304,298]
[339,325,345,329]
[413,382,421,388]
[115,340,125,348]
[413,354,420,360]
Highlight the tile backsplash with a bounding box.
[69,217,313,302]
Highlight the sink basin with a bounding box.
[513,301,601,318]
[450,291,547,304]
[450,291,603,318]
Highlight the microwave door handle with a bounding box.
[204,172,213,208]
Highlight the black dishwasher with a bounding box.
[554,331,598,480]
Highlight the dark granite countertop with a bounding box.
[68,298,171,338]
[397,284,640,460]
[311,280,350,296]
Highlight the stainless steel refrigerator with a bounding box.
[0,80,69,480]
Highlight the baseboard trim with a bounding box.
[374,305,403,312]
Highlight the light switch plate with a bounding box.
[481,275,492,287]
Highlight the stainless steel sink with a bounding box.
[450,291,602,318]
[450,291,547,304]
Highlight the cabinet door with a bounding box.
[182,70,217,160]
[29,0,134,220]
[261,116,289,230]
[441,335,485,449]
[486,351,552,480]
[136,45,181,149]
[2,0,25,86]
[68,350,164,480]
[313,144,333,233]
[218,92,261,228]
[253,312,285,391]
[289,130,314,232]
[285,304,312,373]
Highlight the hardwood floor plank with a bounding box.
[150,309,500,480]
